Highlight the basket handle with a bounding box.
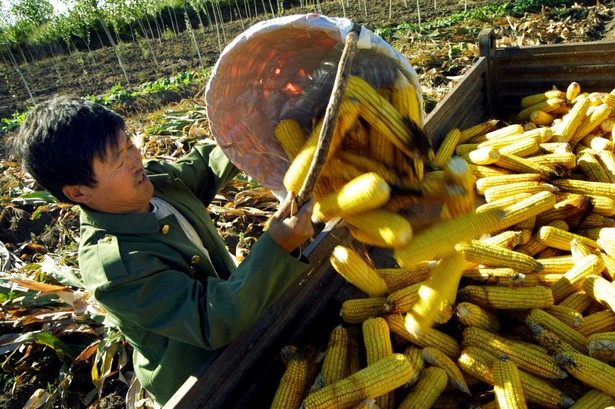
[282,24,361,216]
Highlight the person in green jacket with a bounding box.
[11,96,315,405]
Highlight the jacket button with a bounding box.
[191,255,200,264]
[161,225,170,235]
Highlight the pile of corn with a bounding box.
[270,79,615,409]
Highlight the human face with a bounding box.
[68,130,154,214]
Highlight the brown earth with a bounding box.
[0,0,517,120]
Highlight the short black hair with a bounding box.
[10,97,125,203]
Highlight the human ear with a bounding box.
[62,185,89,205]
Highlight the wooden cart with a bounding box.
[164,28,615,408]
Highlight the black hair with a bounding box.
[9,96,125,203]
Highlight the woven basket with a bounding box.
[205,14,423,198]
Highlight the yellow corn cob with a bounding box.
[553,347,615,398]
[554,192,615,217]
[467,163,512,178]
[401,344,425,383]
[550,254,605,303]
[587,331,615,363]
[537,225,600,251]
[482,124,525,140]
[569,214,615,229]
[515,272,563,287]
[475,192,532,214]
[344,122,370,154]
[270,346,308,409]
[577,149,611,183]
[569,103,612,148]
[461,326,567,379]
[581,133,614,153]
[458,119,500,143]
[517,219,569,256]
[495,135,542,157]
[481,230,522,249]
[462,146,501,165]
[535,196,592,226]
[320,326,349,387]
[422,346,471,394]
[457,285,554,310]
[494,153,560,177]
[275,119,307,161]
[442,157,476,217]
[518,98,566,122]
[397,366,447,409]
[337,151,398,184]
[340,297,386,324]
[558,292,594,314]
[600,252,615,281]
[362,317,394,409]
[525,308,588,354]
[391,69,422,125]
[570,237,597,261]
[568,389,615,409]
[384,313,461,359]
[462,267,524,285]
[368,126,396,167]
[526,152,578,169]
[433,128,461,169]
[521,90,566,108]
[376,262,434,293]
[536,255,576,273]
[544,305,584,328]
[330,245,389,297]
[455,301,501,333]
[345,209,412,249]
[539,141,572,153]
[583,274,615,312]
[457,346,574,409]
[302,353,415,409]
[345,75,431,161]
[455,143,480,156]
[283,144,317,195]
[492,356,529,409]
[475,173,545,196]
[578,310,615,337]
[314,172,391,221]
[566,82,581,103]
[455,239,544,273]
[553,95,591,142]
[598,150,615,183]
[393,208,504,268]
[483,181,559,203]
[404,251,465,337]
[530,110,557,126]
[384,282,421,314]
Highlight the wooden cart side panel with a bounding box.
[164,223,349,409]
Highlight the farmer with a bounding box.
[10,96,315,406]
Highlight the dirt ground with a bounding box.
[0,0,515,120]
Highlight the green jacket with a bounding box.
[78,143,310,404]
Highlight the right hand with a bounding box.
[267,192,315,253]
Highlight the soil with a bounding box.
[0,0,517,120]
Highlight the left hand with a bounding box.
[267,192,315,253]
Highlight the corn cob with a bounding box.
[537,225,600,251]
[402,344,425,384]
[384,313,461,359]
[549,254,606,303]
[397,366,447,409]
[583,274,615,312]
[384,282,421,314]
[558,292,594,314]
[551,178,615,197]
[530,110,557,126]
[536,255,576,273]
[347,337,362,376]
[314,172,391,221]
[483,181,559,203]
[340,297,386,324]
[344,209,412,249]
[600,252,615,281]
[581,133,614,153]
[526,151,578,169]
[275,119,307,161]
[569,103,612,148]
[457,285,554,310]
[492,356,529,409]
[302,353,415,409]
[393,208,504,268]
[475,173,545,195]
[463,146,501,165]
[271,346,308,409]
[577,149,611,183]
[535,196,592,226]
[283,144,317,195]
[455,301,501,333]
[517,97,566,122]
[330,245,389,297]
[457,346,574,409]
[566,82,581,103]
[495,153,560,177]
[587,331,615,363]
[391,69,422,126]
[553,348,615,398]
[376,262,434,293]
[462,326,567,379]
[362,317,394,409]
[336,151,398,184]
[422,346,471,394]
[568,389,615,409]
[368,126,396,167]
[481,230,522,249]
[467,163,512,178]
[521,90,566,108]
[553,95,591,142]
[578,310,615,337]
[554,193,615,217]
[517,219,569,256]
[458,118,499,143]
[525,308,588,354]
[598,150,615,183]
[433,128,460,168]
[545,305,584,328]
[455,239,544,273]
[475,192,532,214]
[404,251,465,336]
[319,326,349,387]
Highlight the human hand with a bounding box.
[267,192,315,253]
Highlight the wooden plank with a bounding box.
[164,221,349,409]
